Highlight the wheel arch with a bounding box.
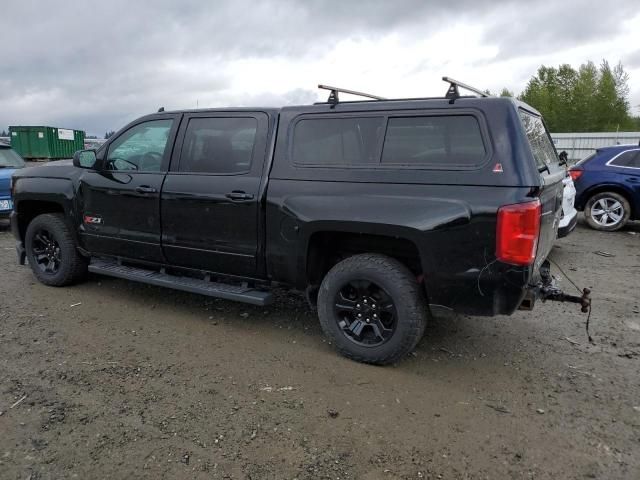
[304,228,427,293]
[582,184,636,219]
[12,177,78,243]
[15,200,67,242]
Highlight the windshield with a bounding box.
[0,147,26,168]
[519,110,559,170]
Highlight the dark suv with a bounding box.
[10,79,578,364]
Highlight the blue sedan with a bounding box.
[569,144,640,231]
[0,143,26,219]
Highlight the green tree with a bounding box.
[518,60,634,132]
[571,61,599,131]
[105,130,115,139]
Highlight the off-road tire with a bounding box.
[584,191,631,232]
[317,253,427,365]
[25,213,88,286]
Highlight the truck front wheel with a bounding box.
[317,253,427,365]
[25,213,88,287]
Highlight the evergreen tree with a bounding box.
[518,60,634,132]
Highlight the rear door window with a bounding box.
[519,110,558,169]
[179,117,257,174]
[381,115,486,167]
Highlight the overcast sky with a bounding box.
[1,0,639,136]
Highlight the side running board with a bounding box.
[88,258,274,306]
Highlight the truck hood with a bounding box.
[12,159,78,181]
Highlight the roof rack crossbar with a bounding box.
[318,84,387,105]
[442,77,491,102]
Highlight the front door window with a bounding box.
[106,119,173,172]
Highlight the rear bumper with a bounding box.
[558,210,578,238]
[428,261,536,317]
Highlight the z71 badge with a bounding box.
[83,215,103,225]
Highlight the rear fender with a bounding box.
[283,193,472,288]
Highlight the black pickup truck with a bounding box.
[10,80,588,364]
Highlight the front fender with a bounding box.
[12,177,78,241]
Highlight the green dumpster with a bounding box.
[9,126,85,160]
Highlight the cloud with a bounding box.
[1,0,639,135]
[625,50,640,69]
[482,1,638,60]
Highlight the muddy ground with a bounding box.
[0,218,638,479]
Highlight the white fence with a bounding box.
[551,132,640,163]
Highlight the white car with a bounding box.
[558,174,578,237]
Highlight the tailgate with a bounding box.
[534,168,564,271]
[517,109,565,272]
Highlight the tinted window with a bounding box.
[107,119,173,172]
[179,117,257,174]
[519,111,558,169]
[609,150,640,168]
[0,148,25,168]
[381,115,486,167]
[292,117,384,166]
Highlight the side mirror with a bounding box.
[73,149,97,169]
[558,150,568,167]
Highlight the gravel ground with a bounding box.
[0,218,639,479]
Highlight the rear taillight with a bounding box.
[496,199,541,266]
[568,167,583,181]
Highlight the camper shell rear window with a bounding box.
[519,110,559,169]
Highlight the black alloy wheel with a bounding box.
[25,213,88,286]
[31,228,62,274]
[333,279,397,347]
[317,253,427,365]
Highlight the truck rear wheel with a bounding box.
[317,253,427,365]
[25,213,88,286]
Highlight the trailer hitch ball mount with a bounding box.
[540,260,591,313]
[520,260,592,314]
[540,285,591,313]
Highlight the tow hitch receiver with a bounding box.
[520,260,592,313]
[539,260,591,313]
